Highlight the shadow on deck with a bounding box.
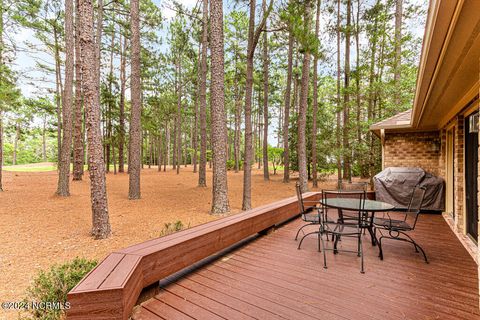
[132,214,479,320]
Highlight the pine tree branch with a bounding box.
[249,0,274,60]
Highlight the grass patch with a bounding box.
[3,165,57,172]
[2,163,127,172]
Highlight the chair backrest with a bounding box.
[321,189,366,224]
[296,182,305,214]
[406,185,427,228]
[340,181,368,192]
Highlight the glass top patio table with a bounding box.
[319,198,395,212]
[319,198,395,247]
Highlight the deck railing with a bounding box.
[67,192,322,319]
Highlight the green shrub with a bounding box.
[159,220,189,237]
[23,257,97,320]
[226,159,243,170]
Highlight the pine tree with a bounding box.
[297,1,312,193]
[128,0,142,200]
[242,0,272,210]
[311,0,321,188]
[72,0,84,181]
[56,0,75,196]
[198,0,208,187]
[210,0,229,214]
[79,0,111,239]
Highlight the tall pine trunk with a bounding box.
[119,34,127,173]
[193,43,201,173]
[242,0,271,210]
[157,133,162,172]
[233,44,241,173]
[79,0,111,239]
[42,116,47,162]
[298,2,312,193]
[210,0,230,214]
[262,0,269,181]
[367,1,379,181]
[176,60,182,175]
[342,0,351,182]
[128,0,142,199]
[311,0,321,188]
[394,0,403,108]
[283,31,293,183]
[336,0,342,187]
[73,0,84,181]
[95,0,102,94]
[57,0,75,196]
[13,122,19,165]
[54,27,63,165]
[233,77,241,173]
[166,121,170,168]
[106,28,115,173]
[198,0,208,187]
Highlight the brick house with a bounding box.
[371,0,480,263]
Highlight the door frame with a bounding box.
[445,126,455,219]
[463,108,479,243]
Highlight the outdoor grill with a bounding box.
[373,167,445,212]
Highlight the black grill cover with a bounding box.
[373,167,445,211]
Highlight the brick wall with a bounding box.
[383,131,442,176]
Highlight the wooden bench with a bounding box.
[67,192,322,319]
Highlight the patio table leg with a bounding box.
[367,226,377,246]
[368,212,377,246]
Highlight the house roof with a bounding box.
[370,0,480,135]
[370,110,412,135]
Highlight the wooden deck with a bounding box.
[132,214,480,320]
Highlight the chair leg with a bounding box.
[378,232,428,264]
[295,223,314,241]
[359,234,364,274]
[333,234,339,254]
[367,226,377,246]
[378,236,384,260]
[415,242,429,264]
[317,231,322,252]
[399,231,429,264]
[320,232,327,269]
[297,231,319,250]
[357,233,361,257]
[398,231,419,252]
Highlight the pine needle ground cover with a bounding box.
[0,165,341,319]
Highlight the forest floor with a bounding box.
[0,164,339,319]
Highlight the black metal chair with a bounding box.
[340,181,368,192]
[373,185,428,263]
[295,182,322,251]
[319,190,367,273]
[339,182,374,238]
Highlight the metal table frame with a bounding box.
[319,198,395,246]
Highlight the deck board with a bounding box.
[133,214,480,320]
